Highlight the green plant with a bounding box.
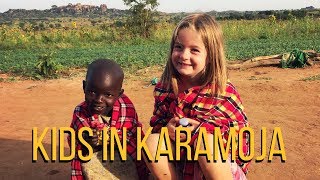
[123,0,159,38]
[35,52,62,78]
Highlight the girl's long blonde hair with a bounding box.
[161,13,227,95]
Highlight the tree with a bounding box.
[123,0,159,38]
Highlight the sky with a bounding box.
[1,0,320,13]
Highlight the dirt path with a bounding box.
[0,65,319,179]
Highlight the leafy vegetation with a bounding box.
[35,52,62,78]
[0,5,320,79]
[123,0,159,38]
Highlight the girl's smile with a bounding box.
[178,61,192,67]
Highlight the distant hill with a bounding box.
[0,3,319,22]
[0,3,130,21]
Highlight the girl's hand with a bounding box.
[166,117,178,141]
[177,118,200,141]
[167,117,201,141]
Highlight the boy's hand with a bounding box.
[82,129,99,147]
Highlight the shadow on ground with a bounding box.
[0,138,70,179]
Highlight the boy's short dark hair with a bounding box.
[86,59,124,82]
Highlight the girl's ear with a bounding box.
[82,80,86,93]
[206,58,210,64]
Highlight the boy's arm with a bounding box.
[70,113,90,149]
[123,114,142,160]
[114,95,142,160]
[111,94,144,159]
[69,105,100,179]
[115,98,150,179]
[69,109,89,180]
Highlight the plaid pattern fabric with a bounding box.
[68,94,149,180]
[150,81,250,179]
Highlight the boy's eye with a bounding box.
[88,91,96,95]
[104,93,114,97]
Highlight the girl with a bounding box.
[145,14,250,180]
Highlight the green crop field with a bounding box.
[0,17,320,78]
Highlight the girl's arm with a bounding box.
[150,83,174,132]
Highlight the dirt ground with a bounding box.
[0,65,319,179]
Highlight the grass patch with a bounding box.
[300,74,320,81]
[0,76,16,82]
[248,76,272,81]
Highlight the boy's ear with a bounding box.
[119,89,124,97]
[82,80,86,93]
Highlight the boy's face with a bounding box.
[83,72,123,115]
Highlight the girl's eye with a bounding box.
[173,44,182,50]
[191,48,200,53]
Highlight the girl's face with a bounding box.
[171,28,207,82]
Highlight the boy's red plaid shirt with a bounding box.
[68,94,149,180]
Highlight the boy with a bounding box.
[69,59,148,180]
